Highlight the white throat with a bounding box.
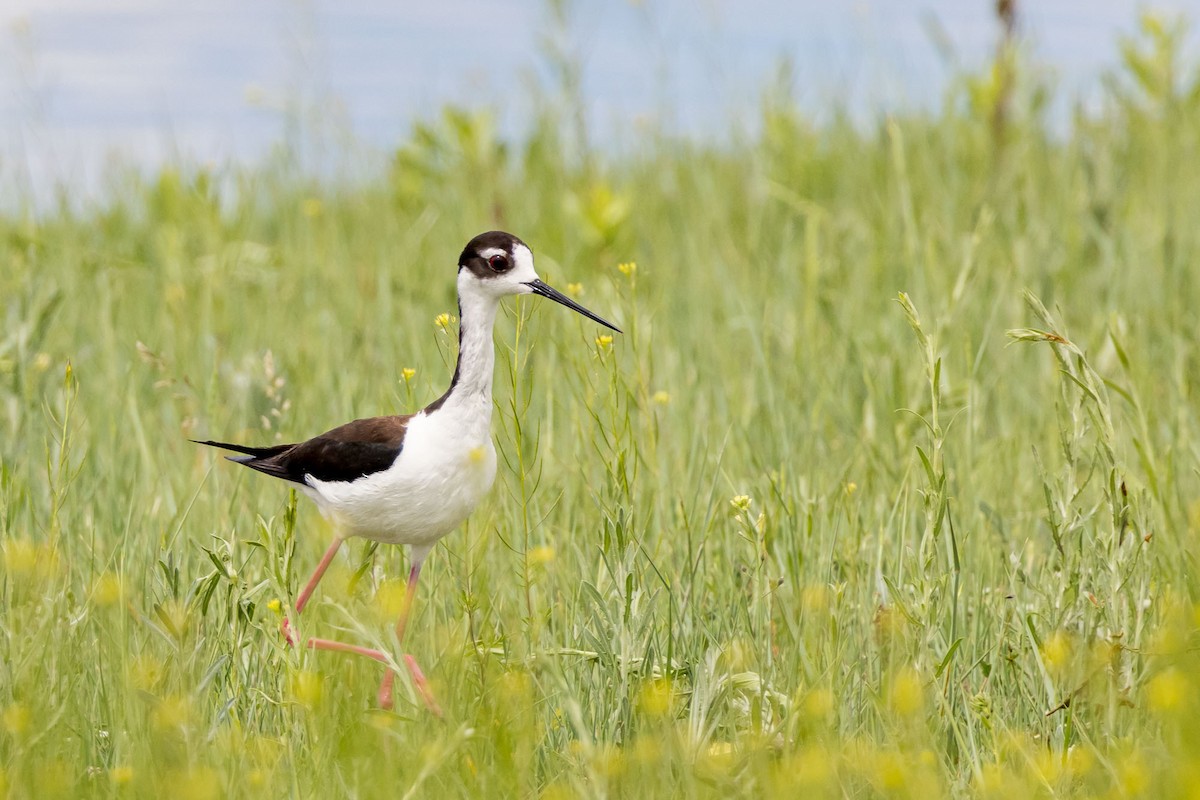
[435,272,500,416]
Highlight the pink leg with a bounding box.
[289,548,441,715]
[305,637,442,716]
[377,560,442,715]
[376,657,442,716]
[307,638,387,662]
[282,538,343,645]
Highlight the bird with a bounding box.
[195,231,620,714]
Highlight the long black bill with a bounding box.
[526,279,622,333]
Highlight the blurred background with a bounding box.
[5,3,1200,796]
[3,0,1199,207]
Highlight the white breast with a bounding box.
[302,402,497,546]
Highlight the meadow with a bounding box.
[3,13,1200,798]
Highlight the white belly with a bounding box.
[301,406,497,547]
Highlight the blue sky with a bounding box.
[2,1,1198,202]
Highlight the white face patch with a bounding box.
[463,242,539,299]
[509,243,538,288]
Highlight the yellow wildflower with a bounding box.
[630,735,663,765]
[888,668,924,716]
[1117,750,1149,795]
[696,741,734,779]
[373,581,408,620]
[130,655,164,691]
[153,695,193,731]
[801,584,830,614]
[93,573,124,607]
[637,678,673,717]
[528,545,555,566]
[3,539,37,576]
[172,766,221,800]
[592,744,625,780]
[804,688,834,720]
[497,671,532,706]
[541,783,574,800]
[1147,668,1190,713]
[1066,746,1095,778]
[290,670,324,709]
[774,746,834,791]
[1041,630,1071,672]
[401,367,416,382]
[617,261,637,276]
[3,704,30,736]
[873,750,908,790]
[595,334,613,349]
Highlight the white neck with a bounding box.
[431,273,499,415]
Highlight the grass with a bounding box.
[3,10,1200,798]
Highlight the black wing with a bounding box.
[194,415,411,485]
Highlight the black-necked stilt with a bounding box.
[196,231,620,713]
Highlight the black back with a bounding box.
[194,415,410,485]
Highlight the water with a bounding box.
[2,0,1198,203]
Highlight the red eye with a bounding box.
[488,254,510,271]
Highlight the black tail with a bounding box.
[191,439,292,460]
[192,438,303,483]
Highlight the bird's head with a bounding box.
[457,231,622,332]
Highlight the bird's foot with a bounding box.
[378,670,396,710]
[377,656,443,717]
[299,633,440,716]
[281,616,296,647]
[404,655,444,717]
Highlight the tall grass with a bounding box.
[2,11,1200,798]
